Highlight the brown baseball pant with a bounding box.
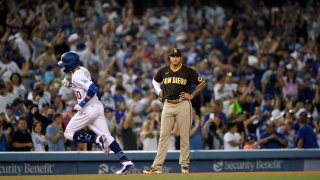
[151,100,192,170]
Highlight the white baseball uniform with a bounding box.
[64,67,115,146]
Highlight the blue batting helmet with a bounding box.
[58,51,80,73]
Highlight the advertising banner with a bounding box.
[0,162,77,176]
[78,159,305,174]
[210,159,304,172]
[304,160,320,171]
[0,159,305,175]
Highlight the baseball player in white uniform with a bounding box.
[58,51,134,174]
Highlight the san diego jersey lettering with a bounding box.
[154,64,205,100]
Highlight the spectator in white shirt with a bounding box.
[0,53,21,82]
[31,121,46,151]
[10,73,26,99]
[149,10,169,32]
[4,81,17,105]
[0,83,9,113]
[14,31,31,62]
[140,118,158,151]
[224,121,242,150]
[214,73,237,101]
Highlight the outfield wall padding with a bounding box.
[0,149,319,175]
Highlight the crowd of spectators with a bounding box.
[0,0,320,152]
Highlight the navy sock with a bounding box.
[73,130,96,143]
[109,140,129,161]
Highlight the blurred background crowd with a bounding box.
[0,0,320,152]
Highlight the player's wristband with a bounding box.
[79,83,98,107]
[79,97,90,107]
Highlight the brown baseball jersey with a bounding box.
[154,64,205,100]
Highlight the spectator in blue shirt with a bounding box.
[190,108,203,150]
[46,113,65,151]
[113,85,127,124]
[296,112,319,149]
[203,100,227,126]
[283,119,296,148]
[0,121,7,151]
[258,121,287,149]
[261,94,274,113]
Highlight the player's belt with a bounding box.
[166,99,183,104]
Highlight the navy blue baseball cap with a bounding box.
[299,111,308,118]
[263,94,274,100]
[134,77,143,84]
[104,107,114,113]
[249,92,255,97]
[6,104,13,109]
[24,100,34,107]
[132,88,142,95]
[246,134,257,141]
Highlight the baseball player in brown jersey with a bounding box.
[143,48,206,174]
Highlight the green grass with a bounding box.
[1,172,320,180]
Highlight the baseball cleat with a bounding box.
[98,135,110,156]
[143,167,162,174]
[115,161,134,175]
[181,166,189,173]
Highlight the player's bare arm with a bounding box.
[179,80,206,100]
[159,90,164,99]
